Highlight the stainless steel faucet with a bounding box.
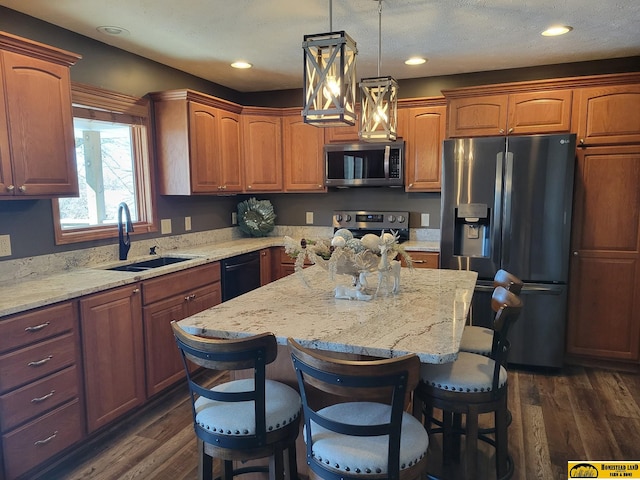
[118,202,134,260]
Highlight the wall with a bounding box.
[1,7,639,262]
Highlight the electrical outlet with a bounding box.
[421,213,430,227]
[306,212,314,224]
[232,212,237,225]
[0,235,11,257]
[185,216,192,231]
[161,219,172,234]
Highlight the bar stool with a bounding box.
[413,286,523,480]
[288,338,429,480]
[171,323,301,480]
[458,269,523,358]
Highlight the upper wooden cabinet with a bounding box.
[0,32,81,198]
[242,108,283,192]
[151,90,243,195]
[401,101,447,192]
[572,84,640,146]
[445,89,573,137]
[282,111,326,192]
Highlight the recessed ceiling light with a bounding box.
[231,61,252,69]
[541,25,573,36]
[96,26,129,36]
[405,57,427,66]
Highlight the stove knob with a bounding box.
[334,214,343,222]
[345,214,352,222]
[387,215,396,223]
[397,215,406,223]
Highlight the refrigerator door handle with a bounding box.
[502,150,514,266]
[491,151,504,268]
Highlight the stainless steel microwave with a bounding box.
[324,141,405,187]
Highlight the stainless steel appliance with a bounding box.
[333,210,409,242]
[324,141,405,187]
[440,133,576,368]
[221,251,261,301]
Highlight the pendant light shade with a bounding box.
[359,0,398,142]
[302,1,358,127]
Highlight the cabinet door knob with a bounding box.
[499,129,505,135]
[132,288,140,294]
[18,185,26,192]
[573,251,579,256]
[6,185,14,192]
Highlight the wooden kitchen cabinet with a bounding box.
[566,145,640,364]
[402,251,439,269]
[0,301,84,479]
[0,32,80,198]
[79,284,145,433]
[282,112,326,192]
[142,263,221,397]
[572,83,640,146]
[403,102,447,191]
[324,121,360,144]
[242,109,283,192]
[260,248,273,285]
[151,90,243,195]
[445,88,573,138]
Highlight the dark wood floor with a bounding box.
[38,365,640,480]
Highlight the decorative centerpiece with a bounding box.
[237,198,276,237]
[283,229,412,301]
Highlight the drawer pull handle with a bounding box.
[25,322,51,332]
[34,431,58,446]
[413,260,426,263]
[31,390,56,403]
[28,355,53,367]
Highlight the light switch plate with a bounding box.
[0,235,11,257]
[306,212,314,224]
[185,216,192,231]
[421,213,430,227]
[161,219,172,234]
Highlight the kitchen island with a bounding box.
[179,265,477,364]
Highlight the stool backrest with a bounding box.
[171,322,278,448]
[488,287,523,392]
[288,338,420,480]
[493,269,523,295]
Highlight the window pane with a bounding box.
[59,118,139,229]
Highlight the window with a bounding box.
[53,83,157,244]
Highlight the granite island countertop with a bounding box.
[179,265,477,364]
[0,235,439,318]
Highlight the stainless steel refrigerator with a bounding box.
[440,133,576,368]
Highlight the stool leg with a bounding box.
[287,442,299,480]
[452,413,462,464]
[198,439,213,480]
[222,460,234,480]
[270,446,285,480]
[442,411,454,466]
[465,407,479,480]
[496,394,509,478]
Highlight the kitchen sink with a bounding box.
[106,256,192,272]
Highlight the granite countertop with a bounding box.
[0,235,439,318]
[179,265,477,364]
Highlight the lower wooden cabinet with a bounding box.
[80,284,145,433]
[0,301,84,479]
[142,263,221,397]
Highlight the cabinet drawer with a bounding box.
[0,365,79,432]
[403,252,439,269]
[2,398,83,479]
[142,262,221,305]
[0,333,76,393]
[0,302,76,354]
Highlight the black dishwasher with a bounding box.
[221,251,261,301]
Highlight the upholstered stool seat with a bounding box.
[420,352,507,393]
[195,379,300,436]
[309,401,429,475]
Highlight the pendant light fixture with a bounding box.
[302,0,358,127]
[359,0,398,142]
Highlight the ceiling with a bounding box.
[1,0,639,92]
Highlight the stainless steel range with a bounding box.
[333,210,409,243]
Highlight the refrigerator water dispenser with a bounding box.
[454,203,490,257]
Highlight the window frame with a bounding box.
[53,83,157,245]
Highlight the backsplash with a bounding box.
[0,226,438,283]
